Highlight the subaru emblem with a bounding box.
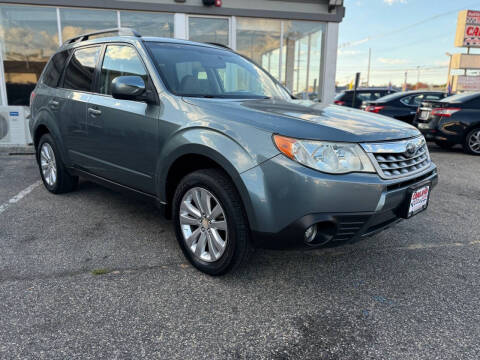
[405,142,417,157]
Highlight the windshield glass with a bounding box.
[146,42,290,100]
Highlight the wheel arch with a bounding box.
[159,144,256,231]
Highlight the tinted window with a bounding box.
[99,45,147,95]
[63,46,101,92]
[42,51,70,88]
[400,96,414,105]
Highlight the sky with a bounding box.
[337,0,480,87]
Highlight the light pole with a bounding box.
[367,48,371,87]
[446,52,453,94]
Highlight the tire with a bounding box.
[172,168,252,275]
[434,140,454,150]
[463,128,480,155]
[37,133,78,194]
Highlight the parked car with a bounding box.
[334,88,397,109]
[413,92,480,155]
[364,90,448,124]
[29,28,438,275]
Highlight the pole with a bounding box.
[367,48,371,87]
[446,54,452,94]
[352,72,361,108]
[404,71,408,91]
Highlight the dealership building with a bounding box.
[0,0,345,145]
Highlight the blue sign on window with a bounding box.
[9,112,19,116]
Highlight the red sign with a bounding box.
[463,10,480,47]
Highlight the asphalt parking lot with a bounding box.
[0,145,479,360]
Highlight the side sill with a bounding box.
[69,167,167,217]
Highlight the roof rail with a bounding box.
[205,42,232,50]
[63,28,141,45]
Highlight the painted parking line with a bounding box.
[0,180,42,215]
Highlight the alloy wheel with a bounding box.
[468,130,480,154]
[40,143,57,186]
[179,187,228,263]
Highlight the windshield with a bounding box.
[146,42,291,100]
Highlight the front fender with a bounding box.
[156,127,270,229]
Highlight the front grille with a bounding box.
[362,136,431,180]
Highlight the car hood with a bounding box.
[182,98,421,142]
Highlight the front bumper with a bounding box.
[241,154,438,249]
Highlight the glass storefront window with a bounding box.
[188,17,229,47]
[60,8,117,42]
[237,18,325,100]
[0,5,58,105]
[236,18,282,81]
[283,20,325,98]
[120,11,174,38]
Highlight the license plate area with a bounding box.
[418,122,430,129]
[399,183,431,219]
[419,110,430,120]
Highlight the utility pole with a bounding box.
[367,48,371,87]
[404,71,408,91]
[446,52,453,94]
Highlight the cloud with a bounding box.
[434,59,450,66]
[338,49,361,56]
[383,0,407,5]
[378,57,409,65]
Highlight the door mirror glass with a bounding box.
[111,76,146,100]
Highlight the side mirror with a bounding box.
[111,76,146,101]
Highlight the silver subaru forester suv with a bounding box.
[30,29,438,275]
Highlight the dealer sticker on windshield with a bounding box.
[408,185,430,218]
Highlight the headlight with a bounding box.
[273,135,375,174]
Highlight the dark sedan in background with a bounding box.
[364,90,448,124]
[334,88,396,108]
[413,92,480,155]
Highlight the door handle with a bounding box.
[88,108,102,116]
[48,100,59,109]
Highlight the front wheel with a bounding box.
[464,128,480,155]
[172,169,252,275]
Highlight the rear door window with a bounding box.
[42,51,70,88]
[63,46,101,92]
[98,44,148,95]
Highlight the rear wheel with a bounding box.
[172,169,252,275]
[37,134,78,193]
[434,140,454,150]
[464,128,480,155]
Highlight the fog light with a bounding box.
[304,225,318,243]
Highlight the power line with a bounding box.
[339,1,480,49]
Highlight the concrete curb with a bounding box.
[0,145,35,155]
